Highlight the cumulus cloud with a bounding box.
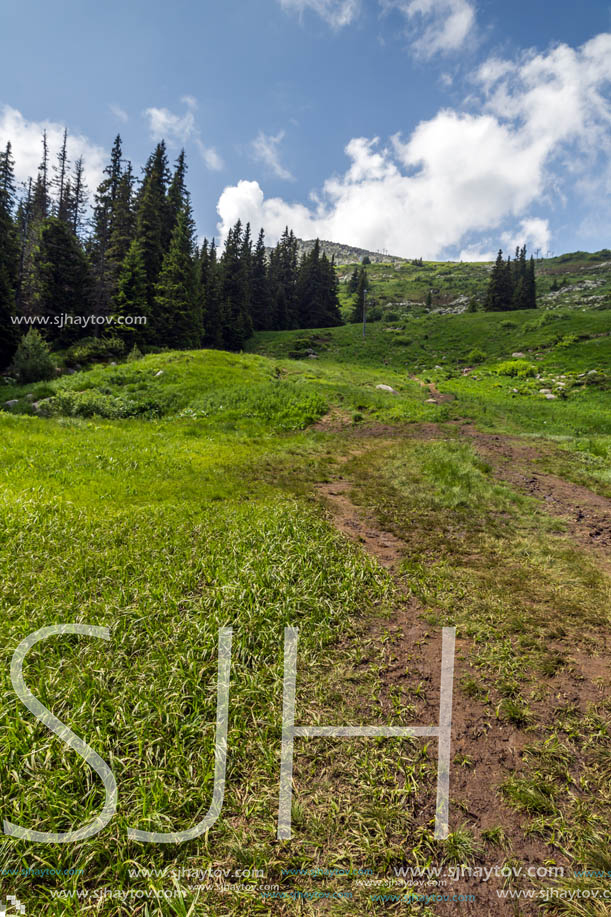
[144,96,224,170]
[251,130,294,180]
[0,105,106,195]
[278,0,360,28]
[381,0,476,57]
[217,34,611,258]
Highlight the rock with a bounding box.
[435,364,443,370]
[66,368,76,375]
[512,352,525,358]
[539,388,551,394]
[376,384,399,395]
[25,393,34,401]
[155,370,164,377]
[110,361,118,366]
[307,354,318,359]
[588,370,597,375]
[3,399,19,409]
[425,398,437,404]
[512,388,518,393]
[545,393,557,400]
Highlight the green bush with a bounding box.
[494,359,537,378]
[64,336,126,368]
[467,348,487,364]
[11,329,56,383]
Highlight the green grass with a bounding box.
[0,302,609,914]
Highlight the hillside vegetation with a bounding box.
[0,299,609,916]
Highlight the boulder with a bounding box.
[3,399,19,409]
[512,352,525,358]
[545,393,557,400]
[155,370,164,377]
[376,384,399,395]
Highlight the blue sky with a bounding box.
[1,0,610,258]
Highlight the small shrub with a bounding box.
[385,311,400,322]
[127,344,143,362]
[495,359,537,378]
[64,335,126,368]
[467,348,486,364]
[11,329,56,383]
[500,319,517,329]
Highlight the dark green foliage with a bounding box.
[135,142,171,315]
[30,217,91,343]
[250,229,271,331]
[347,266,359,295]
[154,203,201,349]
[350,265,368,323]
[486,246,537,312]
[11,328,56,382]
[0,142,19,368]
[115,239,148,335]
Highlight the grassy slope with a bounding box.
[335,250,611,314]
[0,309,609,915]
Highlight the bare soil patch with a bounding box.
[460,426,611,558]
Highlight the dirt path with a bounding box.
[460,426,611,560]
[315,476,548,915]
[314,445,609,916]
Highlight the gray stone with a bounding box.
[376,384,399,395]
[155,370,164,377]
[512,352,525,358]
[3,399,19,409]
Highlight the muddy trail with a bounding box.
[314,429,610,916]
[312,411,611,566]
[459,425,611,560]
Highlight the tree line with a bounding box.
[0,134,343,370]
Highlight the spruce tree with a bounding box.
[154,202,201,349]
[30,216,92,344]
[0,142,19,368]
[350,266,367,323]
[347,266,359,295]
[250,228,271,331]
[135,142,171,318]
[219,221,252,349]
[115,239,148,338]
[201,239,224,348]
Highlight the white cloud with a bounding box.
[195,138,224,172]
[145,98,197,145]
[502,218,551,256]
[278,0,360,28]
[0,105,106,196]
[381,0,476,57]
[217,34,611,258]
[144,97,224,170]
[109,103,129,123]
[251,130,294,180]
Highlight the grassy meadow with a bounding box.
[0,287,609,914]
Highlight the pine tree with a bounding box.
[220,221,253,349]
[19,135,51,314]
[485,250,512,312]
[347,266,359,295]
[154,202,201,349]
[115,239,148,337]
[106,164,135,278]
[350,265,368,323]
[321,253,343,326]
[527,255,537,309]
[30,216,92,343]
[0,142,19,367]
[250,228,271,330]
[69,157,88,237]
[135,142,171,317]
[53,128,71,222]
[167,150,187,240]
[90,135,125,318]
[201,239,224,348]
